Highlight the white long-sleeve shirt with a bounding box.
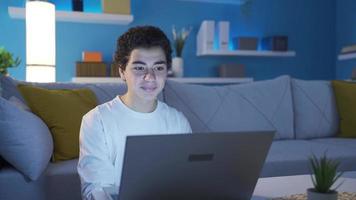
[77,96,192,200]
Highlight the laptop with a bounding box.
[107,131,274,200]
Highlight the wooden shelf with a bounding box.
[197,49,296,57]
[8,6,133,25]
[338,52,356,61]
[72,77,254,84]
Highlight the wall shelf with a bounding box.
[8,6,133,25]
[338,52,356,61]
[196,20,295,58]
[197,49,296,57]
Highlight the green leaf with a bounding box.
[0,47,21,74]
[171,26,192,57]
[308,152,343,193]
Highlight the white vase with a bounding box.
[172,57,184,77]
[307,188,338,200]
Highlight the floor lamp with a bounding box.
[26,0,56,82]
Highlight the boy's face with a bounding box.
[120,47,168,102]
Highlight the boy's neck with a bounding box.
[119,94,157,113]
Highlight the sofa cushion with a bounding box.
[0,75,22,100]
[0,75,127,105]
[0,159,81,200]
[291,79,339,139]
[164,75,294,140]
[332,80,356,138]
[17,85,97,162]
[0,156,4,169]
[310,138,356,148]
[0,97,53,180]
[261,140,356,177]
[8,96,31,111]
[343,171,356,179]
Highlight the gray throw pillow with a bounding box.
[0,75,24,101]
[0,156,10,169]
[0,97,53,180]
[291,78,339,139]
[163,75,294,140]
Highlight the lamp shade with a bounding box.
[26,1,56,82]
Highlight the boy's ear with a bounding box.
[119,67,126,81]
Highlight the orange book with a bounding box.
[82,51,102,62]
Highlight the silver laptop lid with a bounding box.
[119,131,274,200]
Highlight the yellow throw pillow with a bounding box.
[332,80,356,138]
[17,84,98,162]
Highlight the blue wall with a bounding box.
[336,0,356,79]
[1,0,336,81]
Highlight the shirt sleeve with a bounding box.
[77,108,115,200]
[178,111,193,134]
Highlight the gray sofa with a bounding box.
[0,75,355,200]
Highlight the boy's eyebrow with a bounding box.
[132,60,167,65]
[132,61,146,65]
[154,60,167,65]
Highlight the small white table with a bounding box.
[104,172,356,200]
[253,172,356,199]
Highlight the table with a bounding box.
[104,172,356,200]
[253,172,356,199]
[270,192,356,200]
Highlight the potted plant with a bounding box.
[307,153,343,200]
[171,26,192,77]
[0,47,21,76]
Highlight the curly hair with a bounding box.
[114,26,172,71]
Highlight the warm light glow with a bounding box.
[26,1,56,82]
[26,66,56,83]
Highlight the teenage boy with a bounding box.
[77,26,192,200]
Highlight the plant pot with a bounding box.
[172,57,184,77]
[307,188,338,200]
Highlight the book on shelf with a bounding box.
[76,62,107,77]
[197,20,215,55]
[341,44,356,54]
[261,36,288,51]
[233,37,258,50]
[218,21,229,50]
[82,51,103,62]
